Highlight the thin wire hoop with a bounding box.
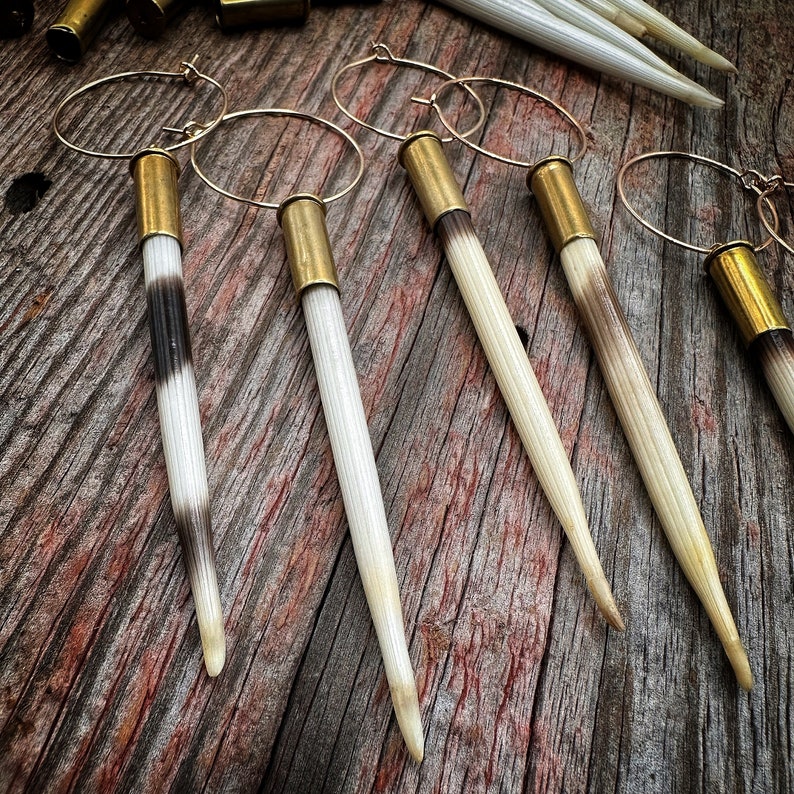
[189,108,365,210]
[414,76,588,168]
[53,60,229,160]
[617,150,780,254]
[331,43,486,143]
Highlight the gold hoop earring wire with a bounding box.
[190,106,424,762]
[754,174,794,257]
[617,151,779,254]
[423,80,753,689]
[53,58,229,159]
[414,74,588,166]
[331,42,486,143]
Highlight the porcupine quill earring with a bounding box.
[619,151,794,440]
[53,60,228,677]
[332,44,624,630]
[420,77,752,689]
[188,108,423,761]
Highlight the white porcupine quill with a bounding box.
[436,211,624,630]
[142,233,225,677]
[301,283,423,762]
[605,0,737,71]
[558,237,751,688]
[754,332,794,437]
[532,0,693,81]
[436,0,726,107]
[576,0,647,37]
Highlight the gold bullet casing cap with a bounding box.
[528,156,596,253]
[130,148,183,249]
[215,0,309,29]
[47,0,120,62]
[277,194,340,295]
[398,131,469,230]
[126,0,192,37]
[704,241,790,348]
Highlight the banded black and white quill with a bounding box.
[133,149,225,677]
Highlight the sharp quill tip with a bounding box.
[392,681,424,762]
[588,575,625,631]
[199,615,226,677]
[696,47,737,73]
[726,640,753,691]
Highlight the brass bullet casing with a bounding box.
[704,240,791,348]
[130,148,183,249]
[528,156,596,253]
[46,0,121,62]
[215,0,309,29]
[126,0,192,37]
[277,194,339,295]
[397,131,469,230]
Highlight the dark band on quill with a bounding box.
[147,275,193,383]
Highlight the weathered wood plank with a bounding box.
[1,1,792,792]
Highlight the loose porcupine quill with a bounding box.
[434,0,733,107]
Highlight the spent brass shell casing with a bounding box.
[705,241,790,348]
[130,148,183,249]
[215,0,309,29]
[398,131,469,230]
[47,0,121,62]
[277,193,339,294]
[126,0,192,37]
[528,156,596,253]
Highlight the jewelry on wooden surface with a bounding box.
[334,46,624,631]
[52,60,229,678]
[422,78,753,688]
[619,150,794,444]
[190,108,423,762]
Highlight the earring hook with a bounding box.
[52,58,229,160]
[617,150,781,254]
[754,174,794,257]
[331,42,486,143]
[189,108,365,210]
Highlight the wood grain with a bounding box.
[1,1,792,792]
